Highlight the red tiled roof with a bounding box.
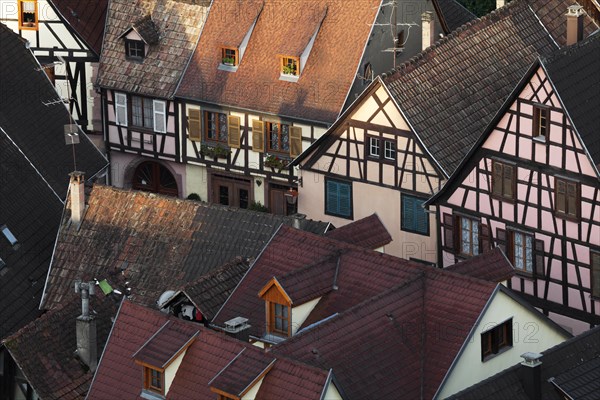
[445,247,515,283]
[274,271,497,399]
[176,0,381,123]
[325,213,392,249]
[133,320,199,369]
[209,349,275,397]
[50,0,109,55]
[274,256,338,306]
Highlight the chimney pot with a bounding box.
[75,281,98,372]
[519,352,543,400]
[69,171,86,225]
[566,5,584,46]
[421,11,434,51]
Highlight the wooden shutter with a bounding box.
[534,239,545,277]
[115,92,127,126]
[153,100,166,133]
[442,213,455,252]
[496,228,507,254]
[592,252,600,298]
[504,165,514,198]
[492,162,503,196]
[480,224,491,253]
[252,120,264,153]
[289,126,302,158]
[228,115,241,148]
[188,109,201,141]
[556,179,566,213]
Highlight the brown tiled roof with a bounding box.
[531,0,599,47]
[324,213,392,249]
[433,0,476,33]
[168,257,250,321]
[274,256,338,306]
[96,0,210,97]
[209,349,275,397]
[133,320,199,368]
[445,247,515,282]
[50,0,109,55]
[3,293,120,400]
[383,0,597,175]
[274,271,497,400]
[42,185,328,311]
[176,0,381,123]
[87,300,331,400]
[130,15,160,45]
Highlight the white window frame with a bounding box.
[369,137,380,157]
[115,92,128,126]
[384,140,395,160]
[153,100,166,133]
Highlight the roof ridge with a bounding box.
[542,30,600,64]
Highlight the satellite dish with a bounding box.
[157,290,176,311]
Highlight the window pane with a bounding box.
[218,113,228,142]
[143,99,153,128]
[281,124,289,151]
[525,236,533,272]
[132,96,143,127]
[270,124,279,151]
[207,113,217,140]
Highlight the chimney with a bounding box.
[291,213,306,230]
[518,352,543,400]
[223,317,251,342]
[69,172,86,224]
[75,281,98,372]
[566,5,584,46]
[421,11,434,51]
[496,0,505,9]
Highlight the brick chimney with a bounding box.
[421,11,434,51]
[75,281,98,373]
[566,5,584,46]
[496,0,505,9]
[518,352,543,400]
[69,172,86,225]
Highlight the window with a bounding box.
[397,30,405,48]
[131,96,166,132]
[367,136,395,161]
[144,367,164,395]
[270,302,290,336]
[363,63,373,84]
[401,194,429,235]
[18,1,38,30]
[492,161,515,200]
[460,217,479,256]
[115,93,127,126]
[325,179,352,219]
[511,231,533,273]
[591,251,600,298]
[221,47,239,66]
[204,111,228,143]
[266,122,290,153]
[481,319,513,361]
[555,178,579,219]
[533,105,549,140]
[281,56,299,76]
[1,225,18,246]
[125,40,145,60]
[187,109,201,141]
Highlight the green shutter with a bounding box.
[402,195,415,231]
[326,180,351,218]
[415,198,428,234]
[338,183,351,217]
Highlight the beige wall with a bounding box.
[436,289,569,398]
[291,297,321,335]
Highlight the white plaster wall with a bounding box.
[185,164,208,200]
[322,382,344,400]
[164,348,187,396]
[437,289,569,399]
[291,297,321,335]
[241,377,264,400]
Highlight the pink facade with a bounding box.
[435,67,600,333]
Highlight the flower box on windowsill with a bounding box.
[264,154,290,171]
[200,144,230,159]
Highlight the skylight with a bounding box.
[1,225,18,246]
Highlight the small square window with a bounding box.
[510,231,534,274]
[281,56,299,76]
[204,111,228,143]
[459,217,479,257]
[369,137,380,157]
[221,47,239,66]
[266,122,290,153]
[481,319,513,361]
[269,302,290,336]
[384,140,396,160]
[533,105,549,140]
[144,366,164,394]
[18,1,38,30]
[125,40,145,60]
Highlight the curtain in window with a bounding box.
[22,1,35,12]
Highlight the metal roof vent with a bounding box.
[223,317,251,342]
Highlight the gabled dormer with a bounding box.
[119,15,160,61]
[218,3,264,72]
[132,320,199,399]
[209,348,276,400]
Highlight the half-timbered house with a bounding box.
[292,0,595,261]
[171,0,473,213]
[427,24,600,334]
[0,0,108,133]
[96,0,210,197]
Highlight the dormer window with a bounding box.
[144,366,164,395]
[18,1,38,30]
[281,56,299,76]
[126,40,145,61]
[258,278,292,337]
[271,303,290,335]
[221,47,239,66]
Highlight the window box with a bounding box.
[200,144,230,159]
[264,154,289,171]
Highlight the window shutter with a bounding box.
[534,239,545,277]
[338,183,351,217]
[115,93,127,126]
[492,162,502,196]
[402,196,415,231]
[556,180,566,213]
[442,213,455,252]
[153,100,166,133]
[480,224,491,253]
[504,165,514,198]
[416,202,429,235]
[188,109,201,141]
[289,126,302,158]
[326,180,338,215]
[227,115,241,148]
[252,120,264,153]
[496,228,506,254]
[592,253,600,297]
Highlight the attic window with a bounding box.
[533,105,549,141]
[481,319,513,361]
[126,40,145,61]
[18,0,38,30]
[221,47,239,66]
[1,225,18,247]
[280,56,299,77]
[143,366,164,395]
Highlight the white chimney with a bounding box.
[75,281,98,372]
[496,0,505,9]
[69,171,85,224]
[421,12,434,51]
[566,5,584,46]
